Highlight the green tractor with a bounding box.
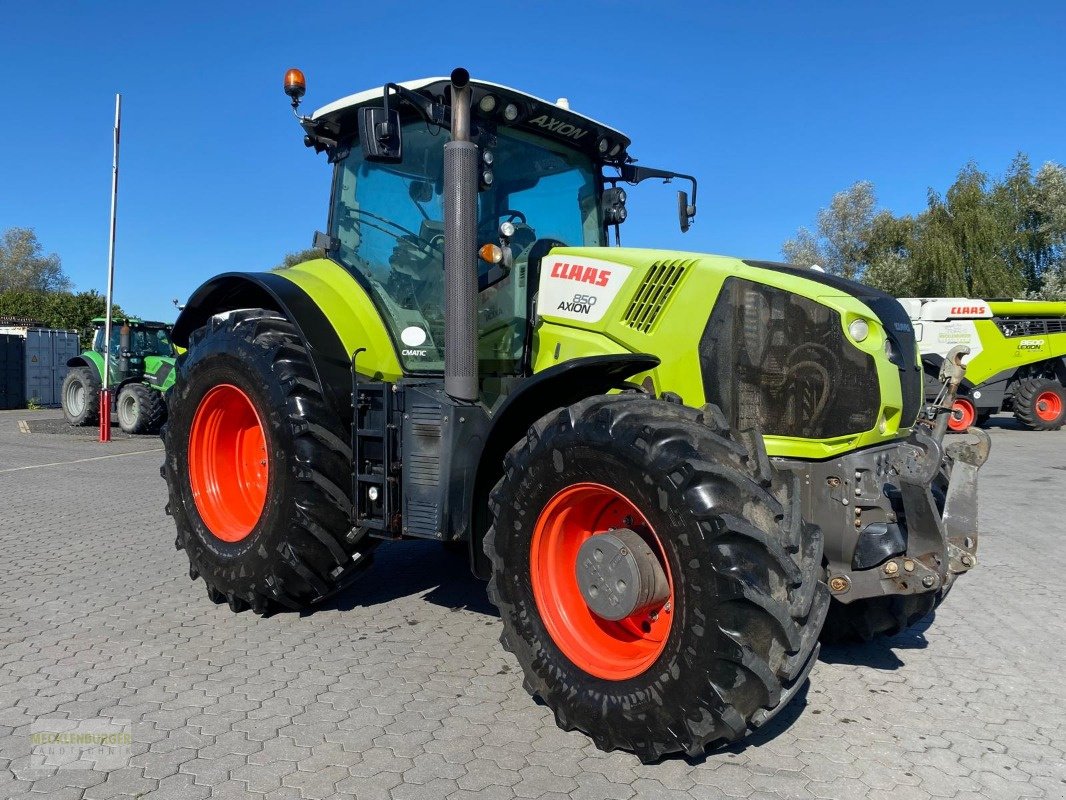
[63,317,176,434]
[162,68,988,761]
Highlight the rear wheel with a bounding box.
[163,309,376,613]
[61,366,100,426]
[485,395,828,762]
[117,383,167,434]
[1013,378,1066,430]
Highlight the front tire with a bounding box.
[117,383,167,434]
[1013,377,1066,430]
[62,366,100,426]
[485,395,828,762]
[163,309,376,613]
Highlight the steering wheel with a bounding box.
[501,210,527,224]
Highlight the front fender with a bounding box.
[173,272,353,418]
[467,353,660,577]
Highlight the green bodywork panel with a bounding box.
[961,303,1066,386]
[274,259,405,380]
[78,350,106,382]
[532,248,911,460]
[144,355,177,392]
[278,249,915,461]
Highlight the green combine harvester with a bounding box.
[62,317,176,434]
[901,297,1066,431]
[162,68,988,761]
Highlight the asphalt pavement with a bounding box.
[0,408,1063,799]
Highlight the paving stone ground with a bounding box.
[1,407,1064,799]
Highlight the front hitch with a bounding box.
[791,424,990,604]
[879,425,990,598]
[928,344,970,440]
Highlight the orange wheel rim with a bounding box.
[188,384,269,542]
[530,482,674,681]
[948,398,976,431]
[1035,390,1063,422]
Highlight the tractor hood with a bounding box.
[533,247,922,460]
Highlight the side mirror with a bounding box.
[678,190,694,233]
[617,164,698,233]
[359,107,402,162]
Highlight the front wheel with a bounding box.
[163,309,377,613]
[485,395,828,762]
[117,383,167,434]
[946,397,976,432]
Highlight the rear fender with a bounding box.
[173,272,351,418]
[66,352,103,380]
[467,353,660,578]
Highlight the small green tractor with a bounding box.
[162,68,988,761]
[63,317,176,434]
[901,297,1066,431]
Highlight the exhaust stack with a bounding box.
[118,323,131,378]
[443,67,479,403]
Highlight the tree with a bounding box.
[783,155,1066,298]
[277,248,325,269]
[782,182,876,278]
[0,228,72,293]
[0,289,124,348]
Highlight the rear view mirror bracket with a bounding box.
[618,164,698,233]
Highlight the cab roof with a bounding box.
[310,77,632,164]
[91,317,171,328]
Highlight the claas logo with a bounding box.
[550,261,612,287]
[950,305,986,315]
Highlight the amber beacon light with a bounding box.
[284,68,306,108]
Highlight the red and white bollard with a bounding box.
[99,389,111,442]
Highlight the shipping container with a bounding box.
[0,334,25,410]
[0,327,81,407]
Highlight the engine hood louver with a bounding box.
[622,259,693,333]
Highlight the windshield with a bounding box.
[92,325,173,357]
[329,121,602,374]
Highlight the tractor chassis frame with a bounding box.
[779,427,990,604]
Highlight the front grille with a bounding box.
[699,278,881,439]
[994,317,1066,337]
[622,259,691,333]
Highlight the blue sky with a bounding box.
[2,1,1064,322]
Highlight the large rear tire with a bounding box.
[61,366,100,426]
[485,395,828,762]
[163,309,376,613]
[117,383,167,434]
[1013,377,1066,431]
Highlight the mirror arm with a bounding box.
[382,83,450,130]
[618,164,698,230]
[619,164,698,210]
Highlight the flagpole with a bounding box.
[100,93,121,443]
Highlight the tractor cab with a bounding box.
[296,75,695,390]
[89,317,175,381]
